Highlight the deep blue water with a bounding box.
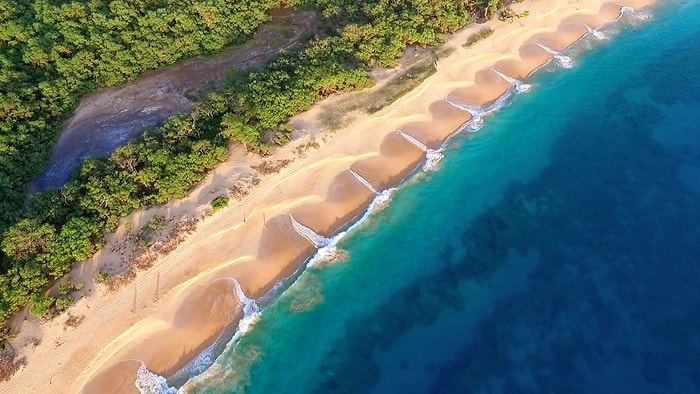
[179,1,700,392]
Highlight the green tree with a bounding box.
[1,219,56,262]
[220,113,261,150]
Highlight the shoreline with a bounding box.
[3,0,656,392]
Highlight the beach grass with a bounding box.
[211,196,230,211]
[463,27,495,48]
[319,50,441,129]
[365,57,438,113]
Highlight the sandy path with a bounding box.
[2,1,655,393]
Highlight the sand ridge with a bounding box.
[1,1,656,393]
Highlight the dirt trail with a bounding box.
[34,9,316,190]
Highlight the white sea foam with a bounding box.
[448,101,483,132]
[397,130,428,152]
[306,244,345,268]
[445,96,481,118]
[254,268,312,309]
[556,54,573,69]
[636,11,652,21]
[236,298,260,335]
[167,278,259,386]
[424,149,444,171]
[493,69,532,93]
[306,188,395,268]
[135,362,177,394]
[230,279,260,331]
[619,6,634,19]
[619,6,652,21]
[536,42,574,69]
[514,82,532,93]
[289,215,330,248]
[585,24,608,40]
[397,130,445,171]
[215,279,261,352]
[449,87,517,133]
[620,6,633,14]
[466,115,484,131]
[166,342,217,386]
[349,168,378,194]
[445,97,487,132]
[257,278,288,306]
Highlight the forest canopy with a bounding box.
[0,0,501,332]
[0,0,288,232]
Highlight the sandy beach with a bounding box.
[2,0,655,392]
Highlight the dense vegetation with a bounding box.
[0,0,288,232]
[0,0,502,333]
[463,27,495,47]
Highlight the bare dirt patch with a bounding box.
[252,159,294,175]
[0,345,25,382]
[35,10,318,190]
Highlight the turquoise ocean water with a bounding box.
[172,1,700,392]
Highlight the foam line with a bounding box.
[584,24,609,39]
[349,169,379,194]
[493,69,533,93]
[397,130,444,171]
[289,214,330,248]
[306,188,396,268]
[535,42,574,69]
[135,362,177,394]
[397,130,428,152]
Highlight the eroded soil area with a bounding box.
[35,9,316,190]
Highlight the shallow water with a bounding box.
[175,1,700,393]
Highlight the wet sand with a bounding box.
[350,132,428,192]
[290,170,378,238]
[400,101,474,149]
[82,360,142,394]
[0,1,656,393]
[446,68,513,107]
